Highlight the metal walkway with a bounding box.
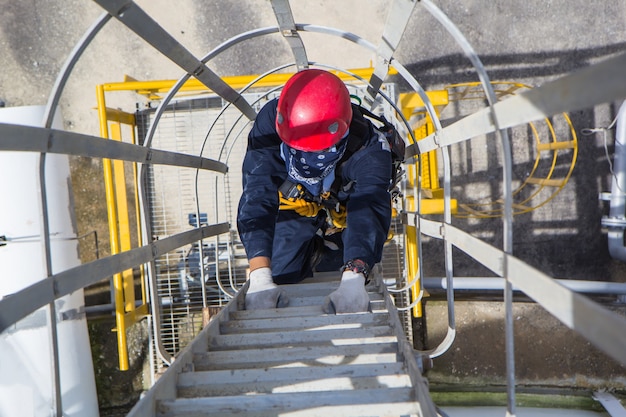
[128,272,436,417]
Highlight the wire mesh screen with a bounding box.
[381,216,412,341]
[136,95,258,358]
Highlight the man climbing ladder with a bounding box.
[237,69,395,313]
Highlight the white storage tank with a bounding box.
[0,105,99,416]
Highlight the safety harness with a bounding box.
[278,104,405,229]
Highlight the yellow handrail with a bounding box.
[96,86,147,371]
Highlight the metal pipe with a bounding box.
[84,300,145,316]
[606,101,626,261]
[424,277,626,295]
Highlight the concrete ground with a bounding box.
[1,0,626,413]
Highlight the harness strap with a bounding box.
[278,191,348,229]
[278,191,322,217]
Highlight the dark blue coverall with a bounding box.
[237,98,392,284]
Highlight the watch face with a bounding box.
[344,259,370,277]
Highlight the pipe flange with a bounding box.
[601,216,626,228]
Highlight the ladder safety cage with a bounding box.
[2,0,626,416]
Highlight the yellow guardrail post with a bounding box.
[97,85,150,371]
[109,119,136,315]
[97,85,130,371]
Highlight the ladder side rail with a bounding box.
[0,220,229,334]
[270,0,309,71]
[378,279,439,416]
[92,0,257,120]
[411,216,626,368]
[407,51,626,158]
[209,83,285,295]
[0,123,227,173]
[366,0,418,105]
[131,29,282,339]
[390,59,454,355]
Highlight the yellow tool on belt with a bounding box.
[278,191,347,229]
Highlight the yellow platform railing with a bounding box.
[96,87,148,370]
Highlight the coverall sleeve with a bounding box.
[341,137,393,267]
[237,99,285,260]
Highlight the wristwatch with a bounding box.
[342,259,371,284]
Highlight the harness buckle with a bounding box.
[279,180,306,200]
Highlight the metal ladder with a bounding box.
[129,272,438,417]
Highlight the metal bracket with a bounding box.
[433,131,441,146]
[602,216,626,229]
[593,391,626,416]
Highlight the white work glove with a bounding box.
[323,270,370,314]
[244,267,289,310]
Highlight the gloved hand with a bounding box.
[244,267,289,310]
[323,270,370,314]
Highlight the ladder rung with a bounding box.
[158,387,419,417]
[287,292,384,308]
[209,326,396,350]
[232,292,383,311]
[179,374,412,397]
[219,312,390,334]
[192,342,400,371]
[229,304,325,320]
[178,362,407,388]
[229,303,388,320]
[278,280,380,296]
[178,365,411,398]
[280,282,340,297]
[303,271,342,282]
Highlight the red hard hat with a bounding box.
[275,69,353,151]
